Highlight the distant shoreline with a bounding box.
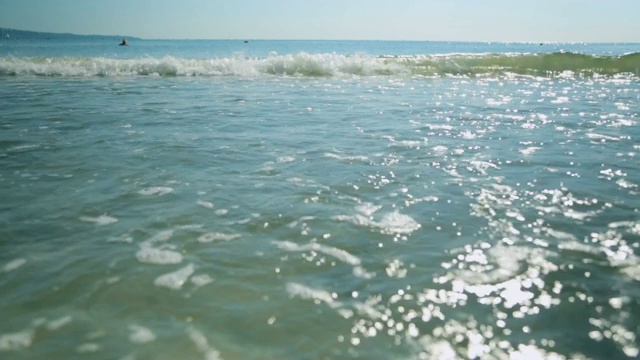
[1,27,639,44]
[0,27,139,41]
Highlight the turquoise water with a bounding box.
[1,40,639,359]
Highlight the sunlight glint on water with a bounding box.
[0,39,639,359]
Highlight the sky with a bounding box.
[1,0,639,42]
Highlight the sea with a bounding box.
[0,38,639,360]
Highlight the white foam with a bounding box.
[333,210,421,235]
[191,274,214,287]
[324,153,369,162]
[138,187,174,196]
[76,343,101,353]
[286,282,340,308]
[128,325,156,344]
[107,234,134,243]
[608,221,640,235]
[147,230,174,243]
[377,211,422,234]
[154,264,195,290]
[187,328,223,360]
[355,203,382,217]
[459,130,477,139]
[2,53,634,79]
[46,316,72,331]
[428,124,454,131]
[197,200,215,209]
[2,258,26,273]
[197,233,241,243]
[546,229,578,242]
[277,156,295,163]
[353,266,375,279]
[0,329,34,351]
[275,241,361,266]
[79,214,118,225]
[136,246,183,265]
[519,147,541,156]
[433,145,448,154]
[586,133,620,142]
[511,345,565,360]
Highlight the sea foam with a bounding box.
[3,52,638,78]
[154,264,195,290]
[136,246,183,265]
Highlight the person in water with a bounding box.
[119,38,128,46]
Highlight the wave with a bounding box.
[1,52,638,77]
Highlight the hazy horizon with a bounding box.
[3,26,640,44]
[1,0,639,43]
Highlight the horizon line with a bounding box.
[2,27,640,44]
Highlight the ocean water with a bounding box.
[0,39,639,360]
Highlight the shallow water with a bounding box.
[1,40,639,359]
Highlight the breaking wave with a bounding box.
[1,52,638,77]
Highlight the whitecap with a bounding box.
[0,329,34,351]
[76,343,101,353]
[355,203,382,217]
[432,145,448,154]
[324,153,369,162]
[46,316,72,331]
[274,241,361,266]
[377,211,422,234]
[107,234,134,243]
[187,327,223,360]
[191,274,214,287]
[609,119,635,127]
[2,258,26,273]
[427,124,453,130]
[586,133,620,142]
[459,130,477,139]
[353,266,375,279]
[197,200,214,209]
[511,345,565,360]
[277,156,295,163]
[286,282,340,308]
[135,246,183,265]
[154,264,195,290]
[128,325,156,344]
[546,228,578,242]
[519,147,541,156]
[147,230,174,243]
[394,140,422,148]
[79,214,118,225]
[333,211,421,235]
[138,187,174,196]
[197,232,240,243]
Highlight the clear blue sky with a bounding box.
[1,0,638,42]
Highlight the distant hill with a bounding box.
[0,28,140,41]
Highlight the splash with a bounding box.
[2,52,638,77]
